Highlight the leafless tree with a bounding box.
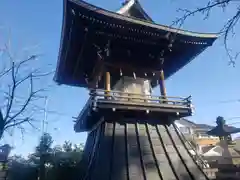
[173,0,240,66]
[0,37,53,140]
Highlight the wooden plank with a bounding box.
[96,104,190,115]
[96,99,189,109]
[90,89,187,99]
[90,93,187,103]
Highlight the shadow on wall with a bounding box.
[79,120,206,180]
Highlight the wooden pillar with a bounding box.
[159,69,167,97]
[105,72,111,98]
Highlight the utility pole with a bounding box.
[42,96,48,135]
[39,96,48,180]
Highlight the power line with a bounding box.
[218,99,240,104]
[228,122,240,125]
[226,117,240,121]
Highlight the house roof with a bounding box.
[201,145,215,154]
[177,118,196,127]
[195,124,214,130]
[177,119,214,130]
[202,145,240,157]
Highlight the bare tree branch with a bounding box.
[4,61,17,122]
[6,75,36,124]
[0,54,40,79]
[222,6,240,66]
[0,35,52,140]
[173,0,233,27]
[173,0,240,65]
[4,118,33,130]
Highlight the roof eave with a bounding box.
[69,0,219,39]
[54,0,68,84]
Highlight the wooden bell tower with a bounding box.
[55,0,218,179]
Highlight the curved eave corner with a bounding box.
[74,121,81,132]
[74,115,83,132]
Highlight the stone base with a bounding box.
[80,120,209,180]
[0,171,7,180]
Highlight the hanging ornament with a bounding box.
[153,72,155,76]
[106,49,110,57]
[98,75,101,81]
[71,9,75,15]
[133,72,136,79]
[120,68,123,76]
[144,73,147,77]
[105,40,110,57]
[161,50,165,57]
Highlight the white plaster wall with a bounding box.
[113,76,151,94]
[203,146,222,157]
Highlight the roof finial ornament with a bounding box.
[122,0,131,6]
[216,116,226,126]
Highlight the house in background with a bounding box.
[176,119,240,159]
[175,119,219,154]
[193,123,219,148]
[200,143,240,165]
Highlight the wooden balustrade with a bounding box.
[75,89,193,132]
[89,89,191,107]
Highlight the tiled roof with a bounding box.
[55,0,218,88]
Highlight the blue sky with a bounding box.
[0,0,240,156]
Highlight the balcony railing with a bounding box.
[75,89,193,132]
[89,88,192,107]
